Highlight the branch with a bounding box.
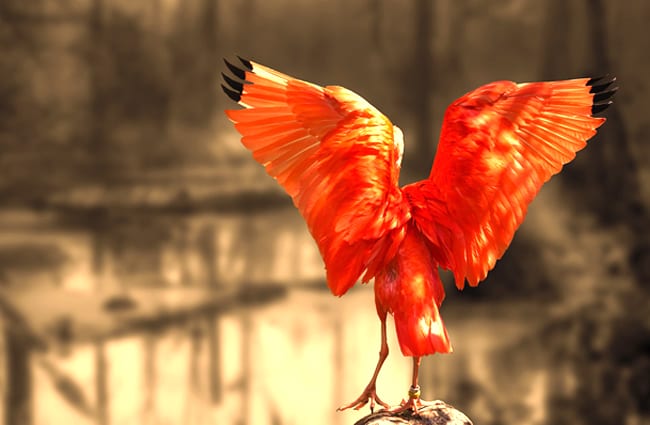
[354,401,473,425]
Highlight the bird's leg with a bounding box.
[337,315,390,412]
[390,356,435,413]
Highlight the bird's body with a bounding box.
[222,57,616,411]
[373,220,450,356]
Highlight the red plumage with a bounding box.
[222,57,616,411]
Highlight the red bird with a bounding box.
[222,57,616,412]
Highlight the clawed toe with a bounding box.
[337,387,390,413]
[389,396,435,414]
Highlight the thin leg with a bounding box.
[411,356,421,390]
[337,316,390,412]
[390,356,434,413]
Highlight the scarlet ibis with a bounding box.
[222,57,616,412]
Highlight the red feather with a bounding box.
[223,58,614,358]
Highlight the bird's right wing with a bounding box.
[405,76,616,289]
[222,58,410,295]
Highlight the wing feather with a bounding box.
[223,58,410,295]
[407,76,616,289]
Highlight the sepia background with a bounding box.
[0,0,649,424]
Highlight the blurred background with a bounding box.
[0,0,649,424]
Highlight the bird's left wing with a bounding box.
[405,76,616,289]
[222,58,409,296]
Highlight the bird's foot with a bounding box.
[337,384,390,413]
[388,385,433,414]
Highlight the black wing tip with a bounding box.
[237,56,253,70]
[587,75,617,115]
[593,87,619,103]
[221,72,244,93]
[221,84,241,102]
[222,56,254,103]
[223,57,246,80]
[587,74,616,86]
[592,101,613,114]
[588,79,616,94]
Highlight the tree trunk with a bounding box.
[583,0,640,222]
[540,0,571,80]
[370,0,382,50]
[411,0,435,174]
[88,0,111,185]
[5,327,32,425]
[583,0,649,286]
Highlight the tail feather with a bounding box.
[394,304,452,357]
[373,225,453,357]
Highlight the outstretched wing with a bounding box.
[407,76,616,289]
[222,58,409,296]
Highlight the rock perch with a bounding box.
[353,401,473,425]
